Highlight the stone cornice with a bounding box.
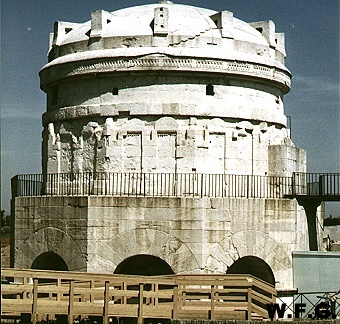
[40,56,291,92]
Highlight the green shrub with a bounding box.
[1,225,10,234]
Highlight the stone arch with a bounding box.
[230,230,292,274]
[226,255,275,286]
[206,229,292,287]
[32,251,68,271]
[15,227,86,271]
[97,228,199,273]
[155,116,178,132]
[114,254,175,276]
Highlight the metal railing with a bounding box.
[292,173,340,197]
[1,268,276,323]
[11,172,293,199]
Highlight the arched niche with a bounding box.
[31,251,69,271]
[226,255,275,286]
[114,254,174,276]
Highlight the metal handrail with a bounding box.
[11,172,293,199]
[292,172,340,197]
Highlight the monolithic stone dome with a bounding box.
[51,3,268,50]
[41,2,290,93]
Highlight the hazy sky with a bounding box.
[1,0,339,215]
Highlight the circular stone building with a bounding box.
[12,1,322,291]
[41,1,294,176]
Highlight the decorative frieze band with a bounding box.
[40,57,291,89]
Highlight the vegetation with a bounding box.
[324,215,340,226]
[1,209,11,235]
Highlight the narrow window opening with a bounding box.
[160,14,164,17]
[206,84,215,96]
[160,7,164,11]
[160,24,164,28]
[107,19,111,24]
[65,28,72,34]
[112,87,119,95]
[256,27,263,33]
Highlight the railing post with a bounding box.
[103,281,110,324]
[122,281,127,304]
[172,286,178,320]
[31,278,38,324]
[138,283,144,324]
[11,175,19,198]
[246,175,249,198]
[209,284,215,320]
[68,280,74,324]
[88,172,91,196]
[57,278,61,302]
[292,172,296,196]
[247,287,252,320]
[319,174,323,196]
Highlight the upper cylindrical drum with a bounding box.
[40,2,297,176]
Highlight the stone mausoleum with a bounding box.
[12,1,322,291]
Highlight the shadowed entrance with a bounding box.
[114,254,174,276]
[226,256,275,286]
[31,251,68,271]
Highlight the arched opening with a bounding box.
[31,251,68,271]
[114,254,174,276]
[226,256,275,286]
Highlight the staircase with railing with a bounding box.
[1,268,276,323]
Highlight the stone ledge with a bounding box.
[40,56,291,92]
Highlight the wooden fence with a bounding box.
[1,268,276,323]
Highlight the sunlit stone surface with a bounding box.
[13,2,320,291]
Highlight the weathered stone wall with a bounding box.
[13,195,309,290]
[13,196,88,271]
[43,114,298,176]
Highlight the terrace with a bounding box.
[11,172,340,201]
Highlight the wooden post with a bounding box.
[23,276,29,300]
[138,283,144,324]
[68,280,74,324]
[122,281,127,304]
[90,280,94,303]
[31,278,38,324]
[103,281,110,324]
[154,283,158,306]
[247,287,252,320]
[172,286,178,320]
[209,285,215,320]
[57,278,61,301]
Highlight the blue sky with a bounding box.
[1,0,339,215]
